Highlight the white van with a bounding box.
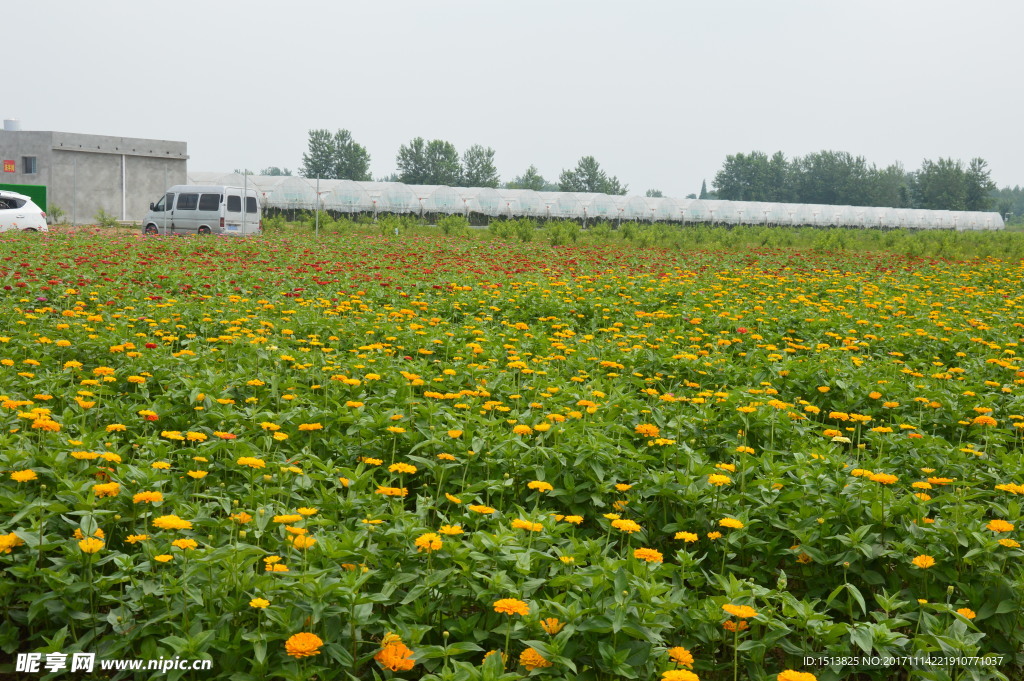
[142,185,262,236]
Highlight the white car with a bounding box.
[0,191,47,232]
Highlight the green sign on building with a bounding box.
[0,183,48,213]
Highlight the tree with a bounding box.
[645,189,663,198]
[232,169,254,175]
[558,156,627,195]
[331,130,372,181]
[685,193,697,199]
[259,167,292,176]
[965,158,996,210]
[299,129,335,179]
[300,129,372,180]
[461,145,499,188]
[699,180,708,199]
[507,166,553,191]
[396,138,463,185]
[909,157,995,212]
[790,151,871,205]
[396,137,429,184]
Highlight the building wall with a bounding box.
[0,130,187,224]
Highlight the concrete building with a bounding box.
[0,126,187,224]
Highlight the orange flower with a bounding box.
[520,647,552,670]
[912,554,936,569]
[722,603,758,619]
[374,633,415,672]
[493,598,529,616]
[540,617,565,634]
[284,632,323,658]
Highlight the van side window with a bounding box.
[245,196,258,213]
[164,193,175,210]
[177,193,199,210]
[198,194,221,211]
[227,195,241,212]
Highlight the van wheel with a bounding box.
[21,228,38,233]
[144,224,158,235]
[198,226,211,235]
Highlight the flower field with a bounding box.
[1,227,1023,681]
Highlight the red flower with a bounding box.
[737,327,748,334]
[145,343,157,349]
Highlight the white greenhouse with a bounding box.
[186,172,1005,231]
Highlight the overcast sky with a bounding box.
[11,0,1022,197]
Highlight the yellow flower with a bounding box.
[777,672,818,681]
[708,473,732,487]
[675,531,698,543]
[439,525,463,535]
[374,486,408,498]
[172,538,198,551]
[611,518,641,533]
[187,470,208,479]
[92,482,120,498]
[133,491,163,504]
[663,671,700,681]
[151,461,171,470]
[385,426,406,434]
[389,462,417,474]
[468,504,495,514]
[956,608,977,619]
[298,423,323,431]
[105,423,127,432]
[667,646,694,668]
[236,457,265,469]
[154,554,173,563]
[11,469,38,482]
[511,518,544,532]
[722,603,758,619]
[273,514,303,524]
[152,515,192,530]
[527,480,553,492]
[634,547,664,563]
[124,534,148,544]
[447,429,463,438]
[512,424,533,436]
[634,423,660,437]
[986,519,1014,533]
[912,554,936,569]
[78,537,104,554]
[719,517,745,529]
[250,598,270,609]
[292,535,317,550]
[414,532,442,553]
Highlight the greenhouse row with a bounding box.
[187,172,1005,230]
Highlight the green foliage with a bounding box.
[300,129,372,181]
[506,165,555,192]
[437,215,470,236]
[47,204,67,225]
[461,145,500,188]
[397,138,462,186]
[93,208,118,229]
[558,156,627,195]
[711,150,997,212]
[0,230,1022,680]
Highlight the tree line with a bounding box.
[295,129,630,195]
[274,130,1015,215]
[709,150,999,212]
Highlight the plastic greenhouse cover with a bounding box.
[193,173,1003,229]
